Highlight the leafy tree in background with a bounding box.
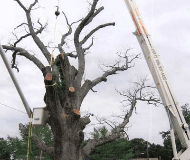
[88,125,178,160]
[159,103,190,159]
[8,124,53,160]
[90,138,134,160]
[182,104,190,127]
[0,138,10,160]
[130,138,147,158]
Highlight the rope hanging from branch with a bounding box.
[50,4,60,66]
[26,114,33,160]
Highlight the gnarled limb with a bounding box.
[2,45,45,71]
[15,0,51,63]
[82,78,161,157]
[83,37,95,52]
[19,123,54,158]
[79,116,91,130]
[80,51,140,103]
[65,52,78,58]
[85,6,104,26]
[115,77,161,130]
[91,53,140,87]
[74,0,99,89]
[74,0,116,89]
[58,12,82,54]
[13,20,47,47]
[82,132,120,156]
[116,77,161,107]
[74,0,99,46]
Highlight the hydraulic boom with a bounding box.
[124,0,190,159]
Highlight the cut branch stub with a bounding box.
[69,86,75,92]
[45,73,53,81]
[73,109,80,116]
[61,53,64,60]
[61,112,68,119]
[102,77,107,82]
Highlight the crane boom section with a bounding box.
[124,0,190,158]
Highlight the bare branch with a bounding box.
[14,0,27,12]
[85,6,104,26]
[65,51,78,58]
[13,22,47,47]
[80,50,140,103]
[84,77,161,156]
[91,53,140,88]
[2,45,45,71]
[58,12,82,53]
[74,0,99,46]
[14,0,51,63]
[80,22,115,45]
[79,116,91,130]
[28,0,38,12]
[91,88,97,92]
[14,23,28,30]
[19,123,54,158]
[112,78,161,135]
[83,37,95,52]
[82,132,120,156]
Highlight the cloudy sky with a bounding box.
[0,0,190,146]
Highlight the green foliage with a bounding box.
[159,103,190,160]
[182,103,190,125]
[7,124,53,160]
[99,126,108,138]
[90,138,134,160]
[54,57,66,99]
[92,127,100,139]
[89,126,172,160]
[91,126,109,139]
[81,141,88,147]
[0,138,11,160]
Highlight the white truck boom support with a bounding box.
[124,0,190,159]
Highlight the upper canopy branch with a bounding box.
[74,0,99,46]
[15,0,27,11]
[80,51,140,102]
[83,37,95,52]
[15,0,51,63]
[85,6,104,26]
[2,45,45,71]
[58,12,82,55]
[28,0,38,12]
[13,20,47,47]
[80,22,115,45]
[92,52,140,88]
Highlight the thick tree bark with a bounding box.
[41,53,87,159]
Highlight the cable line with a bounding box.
[0,102,27,114]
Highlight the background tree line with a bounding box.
[1,103,190,160]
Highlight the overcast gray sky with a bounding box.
[0,0,190,145]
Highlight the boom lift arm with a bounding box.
[124,0,190,159]
[0,44,48,127]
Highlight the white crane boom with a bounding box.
[124,0,190,159]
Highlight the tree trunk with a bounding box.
[43,54,86,160]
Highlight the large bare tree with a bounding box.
[1,0,160,159]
